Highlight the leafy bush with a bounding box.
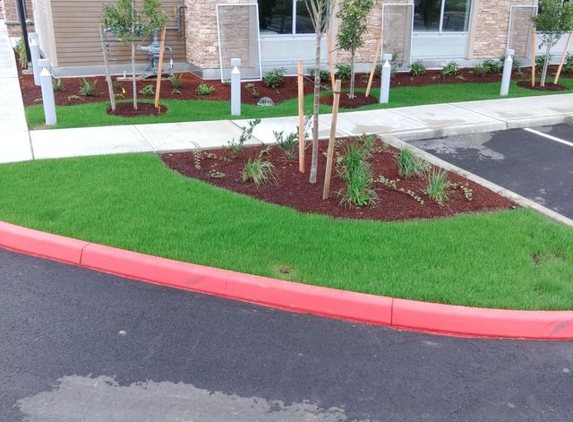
[139,84,155,96]
[472,64,488,77]
[396,147,429,179]
[337,135,378,207]
[263,67,286,88]
[273,130,299,161]
[14,38,27,69]
[441,61,460,77]
[168,73,182,89]
[227,118,261,158]
[196,83,215,95]
[52,78,64,92]
[424,169,451,204]
[535,54,552,70]
[308,68,331,82]
[245,83,259,98]
[79,78,98,96]
[242,158,275,186]
[335,63,352,80]
[482,58,502,74]
[410,60,427,77]
[564,53,573,73]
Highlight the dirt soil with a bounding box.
[161,141,516,222]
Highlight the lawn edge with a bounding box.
[2,220,572,340]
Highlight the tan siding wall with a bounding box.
[48,0,186,68]
[33,0,58,65]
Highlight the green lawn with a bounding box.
[1,154,572,310]
[25,78,573,129]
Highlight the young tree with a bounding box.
[102,0,168,109]
[532,0,573,87]
[336,0,374,99]
[301,0,334,183]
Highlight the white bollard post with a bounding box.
[379,53,392,104]
[231,58,241,116]
[28,33,41,86]
[38,59,57,126]
[500,49,514,96]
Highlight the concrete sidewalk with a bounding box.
[1,20,572,163]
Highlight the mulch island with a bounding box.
[161,136,515,222]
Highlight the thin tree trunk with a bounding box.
[541,41,552,88]
[349,51,356,99]
[131,41,138,109]
[310,31,322,184]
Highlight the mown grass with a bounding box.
[0,153,572,310]
[25,77,573,129]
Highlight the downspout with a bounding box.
[15,0,31,64]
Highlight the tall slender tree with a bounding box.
[102,0,168,109]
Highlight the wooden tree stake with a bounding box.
[554,32,572,85]
[298,60,305,173]
[99,25,116,111]
[365,29,383,98]
[323,79,342,200]
[155,26,167,108]
[531,29,536,88]
[326,29,335,91]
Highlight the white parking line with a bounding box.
[524,128,573,148]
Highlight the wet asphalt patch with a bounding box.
[410,123,573,219]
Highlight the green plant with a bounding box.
[113,79,123,90]
[390,50,403,76]
[263,67,287,88]
[337,136,378,207]
[196,83,215,95]
[472,64,488,77]
[79,78,98,96]
[242,158,275,186]
[67,94,83,102]
[245,83,259,98]
[308,68,331,82]
[168,73,182,89]
[14,38,27,69]
[441,61,460,77]
[410,60,427,77]
[377,175,425,204]
[396,147,430,179]
[227,118,261,157]
[273,130,298,161]
[335,63,352,80]
[52,78,64,92]
[139,84,155,96]
[482,58,502,74]
[190,141,203,170]
[535,54,553,70]
[424,169,451,204]
[563,53,573,73]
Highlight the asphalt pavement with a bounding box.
[2,247,573,422]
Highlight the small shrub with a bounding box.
[441,61,460,77]
[52,78,64,92]
[396,147,429,179]
[245,83,259,98]
[168,73,182,89]
[563,53,573,73]
[196,83,215,95]
[79,78,97,96]
[390,50,403,76]
[263,67,286,88]
[227,118,261,157]
[535,54,552,70]
[273,130,298,161]
[335,63,352,80]
[113,79,123,90]
[424,169,451,204]
[190,141,203,170]
[337,136,378,207]
[410,60,427,77]
[14,38,27,69]
[308,68,331,82]
[472,64,488,77]
[139,84,155,96]
[482,58,502,74]
[242,158,275,186]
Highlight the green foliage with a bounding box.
[139,84,155,96]
[79,78,98,96]
[482,58,502,74]
[472,64,488,77]
[101,0,169,41]
[308,68,331,82]
[242,158,275,186]
[52,78,64,92]
[227,118,261,157]
[196,83,215,95]
[396,147,429,179]
[14,38,27,69]
[410,60,427,77]
[564,53,573,73]
[535,54,552,69]
[424,169,451,204]
[441,61,460,77]
[337,135,378,207]
[245,83,259,98]
[273,130,299,161]
[335,63,352,80]
[263,67,286,88]
[168,73,182,89]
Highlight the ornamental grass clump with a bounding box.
[396,147,429,178]
[424,169,451,204]
[337,135,378,207]
[242,158,275,186]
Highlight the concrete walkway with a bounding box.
[1,20,572,164]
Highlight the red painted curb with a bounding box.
[2,221,573,340]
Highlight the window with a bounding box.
[258,0,315,34]
[413,0,472,32]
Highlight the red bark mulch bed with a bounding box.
[161,140,516,222]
